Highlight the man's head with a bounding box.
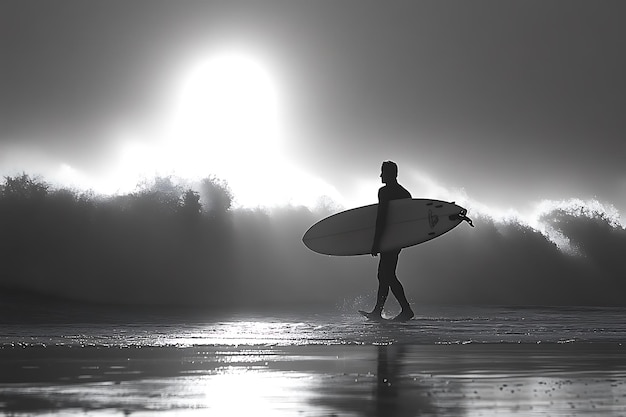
[380,161,398,184]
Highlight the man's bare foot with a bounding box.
[358,310,383,320]
[392,309,414,322]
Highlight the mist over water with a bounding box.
[1,174,625,308]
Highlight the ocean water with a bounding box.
[2,301,626,348]
[2,300,626,416]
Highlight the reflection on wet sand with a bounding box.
[309,344,435,416]
[375,344,435,416]
[1,344,626,415]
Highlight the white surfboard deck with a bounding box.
[302,198,471,256]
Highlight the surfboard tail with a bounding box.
[449,208,474,227]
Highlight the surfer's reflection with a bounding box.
[373,344,433,417]
[310,344,433,416]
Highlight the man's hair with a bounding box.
[382,161,398,177]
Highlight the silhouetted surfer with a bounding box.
[366,161,415,321]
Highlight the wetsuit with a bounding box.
[371,181,412,316]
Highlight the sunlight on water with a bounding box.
[2,306,626,416]
[200,320,314,346]
[2,307,626,348]
[197,369,319,416]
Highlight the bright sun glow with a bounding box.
[81,49,343,208]
[163,51,281,199]
[169,50,281,171]
[156,50,339,207]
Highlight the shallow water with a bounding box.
[2,303,626,347]
[1,302,626,416]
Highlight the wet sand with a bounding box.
[1,343,626,416]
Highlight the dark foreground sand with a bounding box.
[1,343,626,416]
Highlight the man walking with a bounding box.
[364,161,415,321]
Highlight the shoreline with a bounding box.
[1,343,626,416]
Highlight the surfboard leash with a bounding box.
[450,209,474,227]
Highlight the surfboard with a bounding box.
[302,198,473,256]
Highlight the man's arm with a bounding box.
[371,191,388,256]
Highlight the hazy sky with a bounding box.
[2,0,625,220]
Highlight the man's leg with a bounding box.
[370,251,399,316]
[372,281,390,316]
[389,276,413,316]
[383,251,414,320]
